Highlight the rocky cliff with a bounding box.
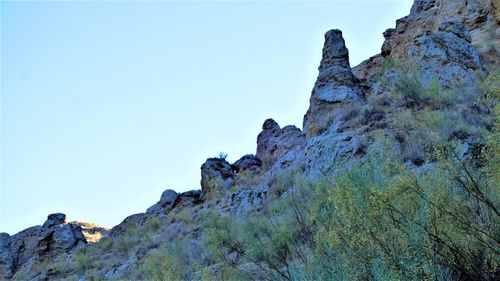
[1,0,498,280]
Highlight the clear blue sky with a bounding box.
[1,0,413,234]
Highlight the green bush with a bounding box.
[135,245,184,281]
[74,251,93,273]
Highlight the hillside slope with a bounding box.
[1,0,499,280]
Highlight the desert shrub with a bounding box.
[74,251,93,273]
[312,139,499,280]
[218,152,228,160]
[135,242,187,281]
[144,216,162,231]
[175,210,193,225]
[203,176,315,281]
[382,61,457,108]
[114,234,136,254]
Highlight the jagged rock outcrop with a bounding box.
[409,21,483,89]
[111,189,202,237]
[1,213,91,279]
[303,30,364,137]
[382,0,497,58]
[232,154,262,173]
[354,0,498,82]
[2,1,498,279]
[256,118,305,163]
[200,158,235,192]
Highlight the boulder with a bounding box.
[146,189,179,216]
[303,29,363,137]
[200,158,234,192]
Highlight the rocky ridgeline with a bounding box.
[1,0,498,279]
[0,214,109,279]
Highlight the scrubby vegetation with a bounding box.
[22,71,498,281]
[201,71,500,281]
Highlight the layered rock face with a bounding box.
[303,30,363,137]
[381,0,498,70]
[409,21,484,88]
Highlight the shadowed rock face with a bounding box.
[200,158,235,192]
[256,118,305,164]
[303,29,363,137]
[232,154,262,173]
[0,214,89,279]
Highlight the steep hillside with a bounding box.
[1,0,499,280]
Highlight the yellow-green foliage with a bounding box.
[144,216,162,231]
[175,210,193,225]
[312,141,499,280]
[135,241,201,281]
[383,60,457,107]
[74,251,93,273]
[481,70,500,186]
[203,135,499,280]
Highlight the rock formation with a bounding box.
[1,0,498,279]
[0,214,105,279]
[200,158,235,192]
[256,118,305,162]
[303,30,363,137]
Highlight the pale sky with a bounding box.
[1,0,413,234]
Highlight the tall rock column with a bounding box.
[303,29,362,137]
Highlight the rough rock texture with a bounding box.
[256,118,305,163]
[382,0,498,58]
[71,222,110,244]
[0,233,14,279]
[230,185,269,216]
[303,30,364,137]
[354,0,499,82]
[1,214,91,279]
[200,158,235,192]
[146,189,179,216]
[232,154,262,173]
[409,21,483,88]
[2,1,498,279]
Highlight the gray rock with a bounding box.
[303,29,364,137]
[200,158,235,192]
[0,233,14,279]
[159,189,178,207]
[256,119,305,164]
[3,214,88,278]
[42,213,66,228]
[303,133,368,179]
[232,154,262,173]
[230,185,269,216]
[409,21,483,89]
[146,189,179,216]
